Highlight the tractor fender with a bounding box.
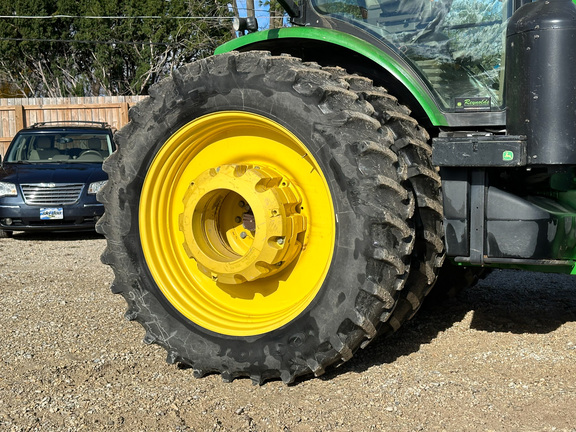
[215,27,446,128]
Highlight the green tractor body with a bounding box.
[98,0,576,383]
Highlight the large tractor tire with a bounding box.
[97,51,443,384]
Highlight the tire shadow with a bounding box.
[7,230,103,242]
[322,269,576,380]
[465,269,576,334]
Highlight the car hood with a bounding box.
[0,163,107,184]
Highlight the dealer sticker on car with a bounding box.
[40,208,64,220]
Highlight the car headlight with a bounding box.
[0,182,17,197]
[88,180,107,195]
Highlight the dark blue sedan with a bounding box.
[0,121,115,237]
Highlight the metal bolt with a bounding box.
[240,232,247,239]
[235,216,242,223]
[277,237,285,245]
[239,201,245,208]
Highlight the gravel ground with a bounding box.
[1,231,576,431]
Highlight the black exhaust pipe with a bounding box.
[505,0,576,165]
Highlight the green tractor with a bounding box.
[97,0,576,384]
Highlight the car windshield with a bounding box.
[4,131,114,163]
[312,0,512,110]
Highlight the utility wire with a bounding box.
[0,14,265,20]
[0,37,184,46]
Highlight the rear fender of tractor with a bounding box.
[215,26,446,129]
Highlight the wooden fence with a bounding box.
[0,96,147,156]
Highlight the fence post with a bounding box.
[14,105,25,131]
[120,102,129,127]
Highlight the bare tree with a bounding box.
[0,0,233,97]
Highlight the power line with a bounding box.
[0,14,264,20]
[0,37,191,46]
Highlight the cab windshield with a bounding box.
[5,132,114,163]
[312,0,512,110]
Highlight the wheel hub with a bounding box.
[179,164,306,284]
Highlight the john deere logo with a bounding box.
[503,151,514,161]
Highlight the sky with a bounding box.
[234,0,276,31]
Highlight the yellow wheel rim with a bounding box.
[139,111,335,336]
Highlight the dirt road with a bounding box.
[1,232,575,431]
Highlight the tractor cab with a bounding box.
[311,0,511,111]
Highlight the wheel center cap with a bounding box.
[179,164,306,284]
